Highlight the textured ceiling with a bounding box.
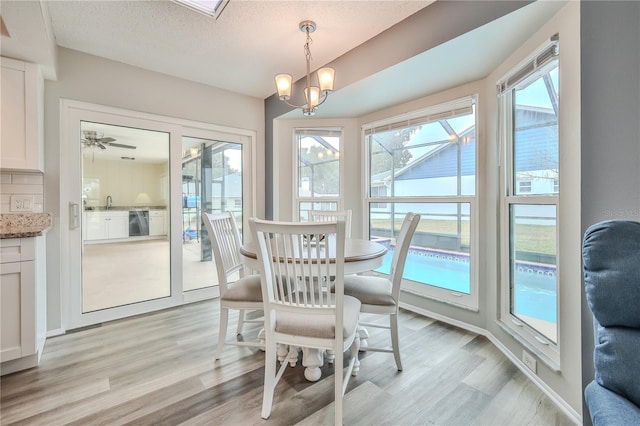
[45,0,430,99]
[1,0,567,158]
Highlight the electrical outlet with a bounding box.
[10,195,35,212]
[522,350,537,374]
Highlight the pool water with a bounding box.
[376,249,557,323]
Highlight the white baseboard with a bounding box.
[399,302,582,425]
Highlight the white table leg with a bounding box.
[277,343,289,364]
[301,347,323,381]
[288,346,299,367]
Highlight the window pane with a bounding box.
[512,62,559,196]
[297,133,340,198]
[509,204,557,343]
[182,138,243,291]
[368,106,476,198]
[370,202,471,294]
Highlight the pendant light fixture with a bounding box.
[275,21,335,116]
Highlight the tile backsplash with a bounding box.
[0,171,44,213]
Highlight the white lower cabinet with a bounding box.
[149,210,166,237]
[84,211,129,241]
[1,237,46,375]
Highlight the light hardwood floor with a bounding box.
[82,239,217,312]
[1,300,575,425]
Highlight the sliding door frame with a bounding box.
[59,99,257,330]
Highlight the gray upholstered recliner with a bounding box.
[583,220,640,425]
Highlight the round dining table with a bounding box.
[239,237,387,275]
[239,237,387,381]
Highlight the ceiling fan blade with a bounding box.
[107,142,137,149]
[97,137,116,143]
[97,143,107,150]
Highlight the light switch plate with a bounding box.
[10,195,35,212]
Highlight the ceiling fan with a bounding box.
[81,130,136,150]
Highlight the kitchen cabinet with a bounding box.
[0,57,43,171]
[1,237,46,375]
[84,211,129,241]
[149,210,166,237]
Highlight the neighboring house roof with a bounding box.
[513,108,558,174]
[372,106,557,184]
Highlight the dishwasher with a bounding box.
[129,210,150,236]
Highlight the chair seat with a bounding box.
[275,295,361,339]
[344,274,395,306]
[221,274,263,302]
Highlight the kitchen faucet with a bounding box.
[106,195,113,210]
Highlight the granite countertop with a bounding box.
[84,206,167,211]
[0,213,52,239]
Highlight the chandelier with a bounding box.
[275,21,335,116]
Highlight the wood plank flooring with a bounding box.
[1,300,575,425]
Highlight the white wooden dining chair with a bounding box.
[342,212,420,371]
[309,209,353,237]
[202,212,264,360]
[250,217,360,425]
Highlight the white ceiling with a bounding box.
[1,0,566,159]
[45,0,431,99]
[81,122,170,164]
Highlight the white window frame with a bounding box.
[362,96,479,310]
[498,38,560,367]
[293,128,344,220]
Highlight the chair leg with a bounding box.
[350,335,361,376]
[236,309,245,335]
[215,307,229,360]
[390,313,402,371]
[334,345,344,426]
[261,337,277,420]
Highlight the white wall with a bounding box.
[44,47,264,331]
[83,159,167,208]
[580,3,640,423]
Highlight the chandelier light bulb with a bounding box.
[317,68,335,93]
[275,74,293,100]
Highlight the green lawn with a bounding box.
[371,218,556,255]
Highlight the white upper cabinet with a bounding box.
[1,57,43,172]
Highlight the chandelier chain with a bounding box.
[304,29,313,62]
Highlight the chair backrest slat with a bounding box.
[250,218,346,320]
[202,211,245,294]
[310,209,352,238]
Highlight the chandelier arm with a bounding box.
[281,98,311,109]
[315,92,329,108]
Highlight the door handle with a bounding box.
[69,202,80,230]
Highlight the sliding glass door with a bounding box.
[81,121,171,313]
[61,100,255,330]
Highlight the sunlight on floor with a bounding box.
[82,238,220,312]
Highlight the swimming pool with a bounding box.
[375,247,557,323]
